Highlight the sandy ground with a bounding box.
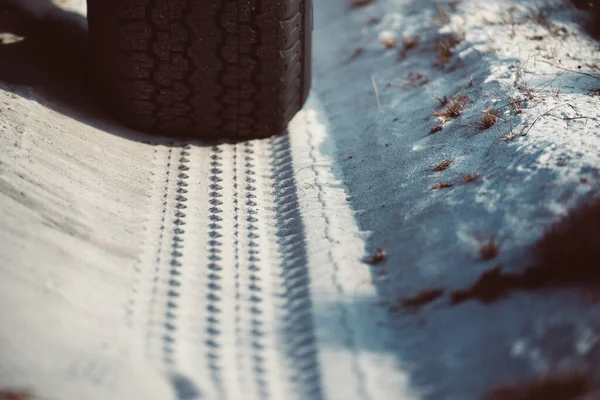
[1,0,599,399]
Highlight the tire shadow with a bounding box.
[0,1,178,144]
[572,0,600,38]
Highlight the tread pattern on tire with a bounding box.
[87,0,310,139]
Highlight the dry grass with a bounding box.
[429,125,444,134]
[399,34,419,59]
[508,98,524,114]
[501,103,567,142]
[463,173,479,183]
[372,76,383,113]
[483,370,596,400]
[347,47,364,63]
[433,159,453,172]
[477,107,502,130]
[433,94,472,122]
[586,63,600,72]
[365,248,387,265]
[397,72,429,88]
[349,0,376,9]
[467,74,474,87]
[434,95,449,107]
[448,0,460,11]
[430,182,453,190]
[519,84,541,101]
[381,38,397,49]
[434,1,450,25]
[499,6,521,39]
[367,16,381,25]
[499,130,528,142]
[434,31,464,67]
[527,9,568,38]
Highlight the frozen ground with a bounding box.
[0,0,599,399]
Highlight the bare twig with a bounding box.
[501,103,568,141]
[538,60,600,80]
[372,76,383,113]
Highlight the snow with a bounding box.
[0,0,599,399]
[311,0,600,397]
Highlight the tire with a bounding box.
[86,0,312,139]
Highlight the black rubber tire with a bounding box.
[86,0,312,139]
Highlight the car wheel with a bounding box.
[86,0,312,139]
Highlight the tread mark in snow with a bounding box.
[243,141,269,398]
[306,114,370,400]
[233,144,245,396]
[126,143,159,330]
[170,372,202,400]
[207,145,225,396]
[163,144,191,365]
[270,133,325,400]
[147,144,174,358]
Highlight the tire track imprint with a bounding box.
[269,133,324,400]
[306,113,369,400]
[206,145,225,396]
[232,144,244,396]
[163,144,191,365]
[147,144,174,359]
[242,141,269,399]
[130,134,327,400]
[126,142,160,332]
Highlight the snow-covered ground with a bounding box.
[313,0,600,397]
[0,0,599,399]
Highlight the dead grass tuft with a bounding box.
[483,370,596,400]
[433,94,472,122]
[477,107,502,130]
[519,84,541,100]
[429,125,444,134]
[448,0,460,11]
[434,31,464,68]
[434,95,449,107]
[347,47,364,63]
[586,63,600,72]
[430,182,453,190]
[508,98,524,114]
[365,248,387,265]
[397,72,429,88]
[399,34,419,59]
[462,173,479,183]
[434,1,450,25]
[372,76,383,113]
[381,38,397,49]
[433,159,453,172]
[349,0,376,9]
[527,8,568,38]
